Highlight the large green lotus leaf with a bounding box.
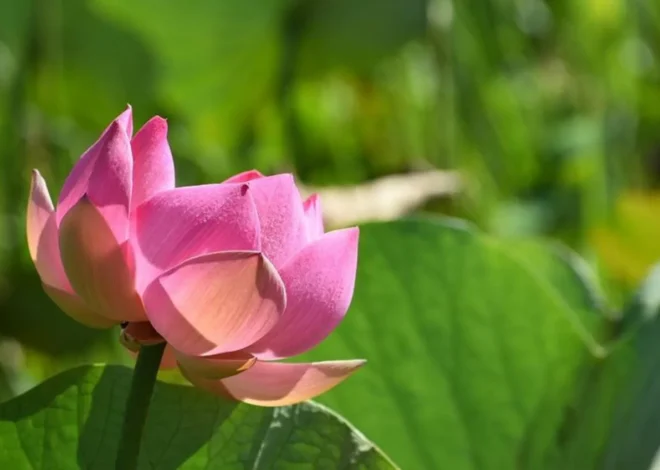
[301,218,606,469]
[510,239,610,339]
[0,365,395,469]
[595,264,660,470]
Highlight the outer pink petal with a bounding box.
[27,170,54,259]
[130,116,175,210]
[59,197,145,322]
[132,184,260,292]
[248,228,359,360]
[302,194,324,240]
[27,170,66,289]
[222,170,264,184]
[28,172,114,327]
[143,251,286,357]
[186,360,365,407]
[57,106,132,227]
[175,350,256,380]
[247,174,308,267]
[85,121,133,242]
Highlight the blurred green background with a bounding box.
[1,0,660,456]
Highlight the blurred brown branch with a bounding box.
[300,170,462,229]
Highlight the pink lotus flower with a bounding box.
[27,107,363,406]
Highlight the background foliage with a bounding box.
[2,0,660,468]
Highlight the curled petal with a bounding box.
[28,171,113,327]
[132,184,260,291]
[176,351,256,380]
[57,106,133,228]
[27,170,54,260]
[248,228,359,359]
[247,174,308,267]
[222,169,264,184]
[27,171,68,290]
[143,251,286,357]
[42,285,115,328]
[130,116,175,209]
[59,197,145,322]
[302,194,324,240]
[186,360,365,407]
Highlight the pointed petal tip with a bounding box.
[30,169,43,193]
[143,115,168,132]
[247,227,359,360]
[98,117,133,158]
[56,108,133,226]
[222,169,265,184]
[85,121,132,235]
[324,226,359,249]
[303,192,319,207]
[153,115,168,132]
[302,193,324,240]
[247,173,308,266]
[129,114,174,209]
[347,358,366,367]
[115,105,134,136]
[263,173,294,184]
[234,172,296,188]
[28,169,54,211]
[27,170,56,264]
[340,225,360,240]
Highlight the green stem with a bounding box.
[115,342,166,470]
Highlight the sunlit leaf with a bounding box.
[0,365,395,469]
[303,218,606,469]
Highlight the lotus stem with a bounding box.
[115,341,166,470]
